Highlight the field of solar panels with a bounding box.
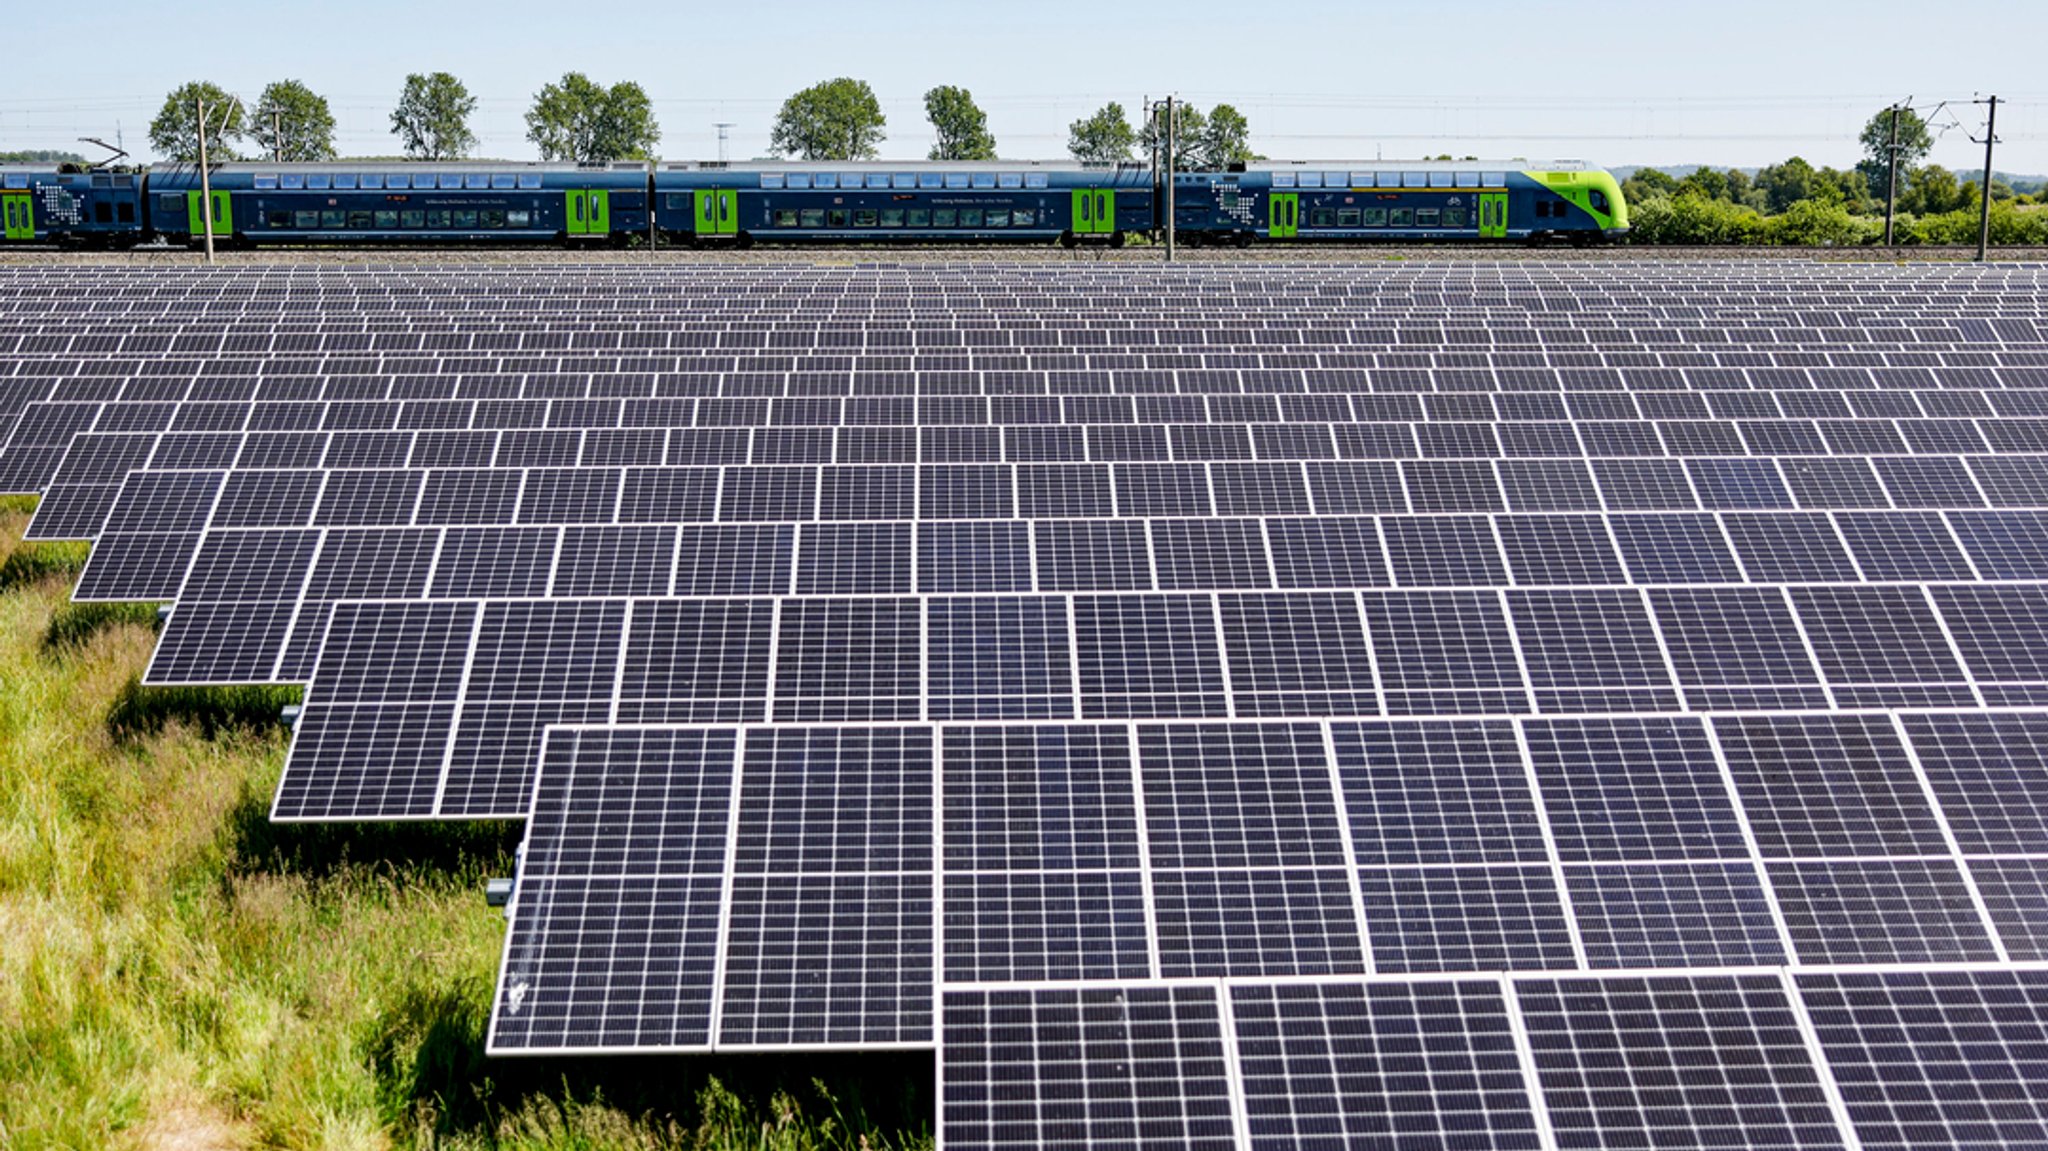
[7,258,2048,1149]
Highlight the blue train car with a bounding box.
[0,164,145,245]
[652,161,1155,246]
[1170,160,1628,244]
[144,162,652,246]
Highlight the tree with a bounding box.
[1621,167,1678,205]
[525,73,660,163]
[1193,103,1254,169]
[1067,102,1136,164]
[770,78,885,161]
[1140,103,1204,169]
[249,80,337,162]
[1901,164,1965,215]
[390,72,478,160]
[1675,166,1728,201]
[1756,156,1819,213]
[1856,105,1934,199]
[149,81,244,162]
[924,85,997,161]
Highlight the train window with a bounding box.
[465,175,488,189]
[265,210,292,227]
[490,174,515,189]
[401,211,424,227]
[116,174,135,188]
[664,194,687,210]
[295,211,319,228]
[1322,172,1346,187]
[881,209,905,226]
[1014,209,1035,226]
[427,210,451,227]
[917,173,943,189]
[799,209,823,227]
[1589,190,1610,212]
[386,174,410,188]
[908,209,930,226]
[945,173,970,189]
[518,173,543,189]
[1404,172,1429,187]
[998,174,1022,188]
[962,208,985,226]
[347,211,373,227]
[761,174,785,188]
[1299,172,1322,188]
[1390,208,1414,226]
[321,210,345,228]
[2,174,24,189]
[773,209,799,227]
[361,174,384,189]
[507,210,531,226]
[1430,172,1453,187]
[853,209,878,226]
[933,209,957,226]
[280,173,305,189]
[1416,209,1440,226]
[864,174,888,189]
[434,174,458,189]
[827,209,847,227]
[971,174,996,189]
[1309,208,1336,227]
[814,174,837,188]
[987,210,1009,226]
[893,174,916,188]
[159,194,181,213]
[1220,189,1239,210]
[453,209,477,227]
[254,175,279,189]
[1025,173,1048,188]
[374,211,398,228]
[1443,207,1467,227]
[309,174,332,189]
[1456,172,1479,187]
[481,210,505,227]
[788,173,812,188]
[118,203,135,222]
[1351,172,1373,186]
[1272,172,1296,188]
[93,202,110,223]
[1337,208,1360,226]
[1534,201,1551,218]
[334,175,357,189]
[1482,172,1507,186]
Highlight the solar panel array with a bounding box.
[7,260,2048,1149]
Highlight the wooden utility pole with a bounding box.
[1164,97,1176,263]
[1975,95,1999,263]
[197,94,215,265]
[1882,100,1906,247]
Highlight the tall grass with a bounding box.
[0,508,933,1149]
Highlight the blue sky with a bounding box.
[6,0,2044,174]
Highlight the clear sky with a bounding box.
[5,0,2043,175]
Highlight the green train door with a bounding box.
[186,190,231,237]
[1268,192,1298,238]
[694,189,737,237]
[1479,192,1508,239]
[1,194,32,240]
[1071,188,1114,235]
[565,189,610,237]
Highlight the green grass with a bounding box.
[0,509,934,1149]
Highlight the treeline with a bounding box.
[136,75,1255,167]
[1621,106,2048,245]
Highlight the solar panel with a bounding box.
[7,261,2048,1148]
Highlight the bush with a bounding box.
[1626,194,1766,244]
[1909,202,2048,246]
[1764,199,1870,247]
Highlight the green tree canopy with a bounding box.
[924,85,997,161]
[1139,103,1204,169]
[249,80,337,162]
[149,81,244,163]
[1756,156,1820,213]
[1675,167,1728,201]
[770,78,885,161]
[1857,105,1934,196]
[390,72,478,160]
[1621,167,1677,204]
[525,73,660,163]
[1902,164,1965,215]
[1193,104,1254,169]
[1067,102,1136,165]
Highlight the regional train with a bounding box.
[0,158,1627,248]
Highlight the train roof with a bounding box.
[660,159,1144,172]
[151,160,651,174]
[1243,159,1602,172]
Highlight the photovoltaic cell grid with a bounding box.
[6,262,2048,1149]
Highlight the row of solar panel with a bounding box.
[29,453,2048,552]
[936,969,2048,1151]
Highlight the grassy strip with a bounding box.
[0,508,934,1148]
[44,600,162,651]
[0,539,89,591]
